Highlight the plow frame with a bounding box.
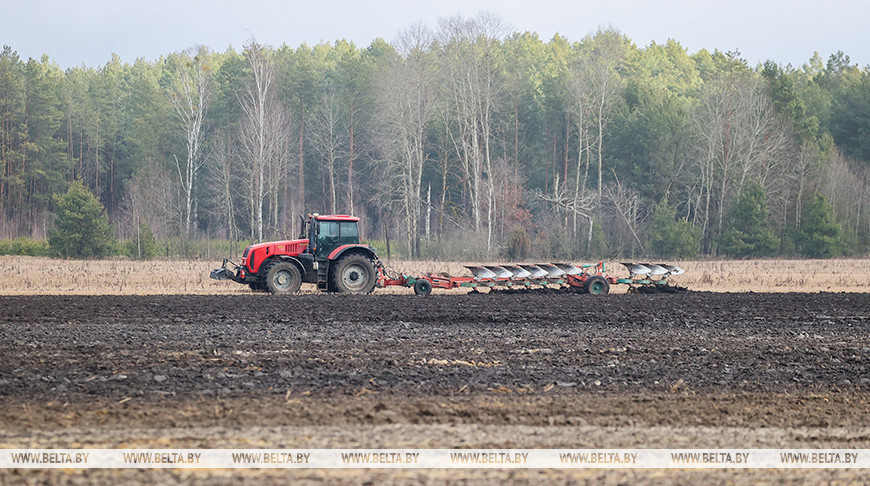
[376,261,618,296]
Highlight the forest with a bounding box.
[1,13,869,260]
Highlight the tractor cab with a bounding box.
[302,214,362,260]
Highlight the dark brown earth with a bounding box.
[1,292,869,484]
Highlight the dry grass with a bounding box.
[663,258,870,293]
[385,258,870,294]
[0,255,868,295]
[0,256,248,296]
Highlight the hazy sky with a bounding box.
[4,0,869,69]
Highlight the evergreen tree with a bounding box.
[828,74,870,162]
[762,60,819,143]
[2,29,870,258]
[648,200,700,258]
[719,182,780,257]
[48,180,116,258]
[126,219,157,259]
[799,192,846,258]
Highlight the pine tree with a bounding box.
[48,180,116,258]
[719,182,780,257]
[648,200,701,258]
[799,192,845,258]
[126,219,157,260]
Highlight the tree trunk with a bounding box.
[298,118,305,213]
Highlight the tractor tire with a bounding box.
[249,282,268,292]
[264,261,302,294]
[413,279,433,297]
[584,275,610,295]
[331,255,376,294]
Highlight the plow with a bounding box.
[210,213,687,296]
[379,261,686,296]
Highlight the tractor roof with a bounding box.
[313,214,359,222]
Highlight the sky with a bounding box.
[4,0,869,69]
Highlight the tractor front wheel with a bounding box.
[264,262,302,294]
[332,255,376,294]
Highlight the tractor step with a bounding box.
[316,261,329,291]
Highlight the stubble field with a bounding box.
[2,255,870,294]
[0,256,868,484]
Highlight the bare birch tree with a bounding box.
[268,113,293,235]
[373,23,437,257]
[584,28,628,207]
[310,82,345,215]
[167,45,212,240]
[238,40,290,242]
[603,179,644,255]
[122,159,177,241]
[532,175,596,230]
[820,151,867,235]
[565,50,597,244]
[690,71,792,253]
[205,130,239,243]
[733,77,792,193]
[788,142,822,228]
[437,13,505,251]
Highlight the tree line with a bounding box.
[1,14,869,260]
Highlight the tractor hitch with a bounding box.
[210,258,243,282]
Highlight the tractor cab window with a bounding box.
[317,221,339,254]
[320,221,340,237]
[315,220,359,259]
[338,222,358,246]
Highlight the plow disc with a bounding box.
[617,262,688,293]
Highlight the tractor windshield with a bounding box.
[315,220,359,259]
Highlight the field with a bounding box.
[2,255,870,294]
[1,256,869,484]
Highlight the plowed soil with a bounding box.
[1,292,869,484]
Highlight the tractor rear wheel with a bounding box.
[584,275,610,295]
[264,262,302,294]
[332,255,376,294]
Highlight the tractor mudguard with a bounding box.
[272,255,307,273]
[326,244,378,262]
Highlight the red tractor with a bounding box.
[210,213,382,294]
[212,213,686,296]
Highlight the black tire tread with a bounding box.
[331,255,376,294]
[263,261,302,294]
